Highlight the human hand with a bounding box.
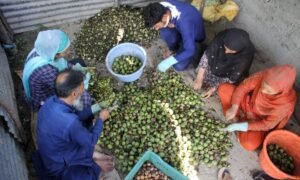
[222,122,248,132]
[225,104,239,121]
[99,109,110,122]
[163,49,175,59]
[202,87,216,99]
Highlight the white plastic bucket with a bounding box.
[106,43,147,82]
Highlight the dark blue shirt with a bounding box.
[160,0,206,62]
[37,96,103,179]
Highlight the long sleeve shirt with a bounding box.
[28,64,91,111]
[26,50,91,111]
[161,0,205,62]
[37,96,102,178]
[29,64,58,110]
[231,71,289,131]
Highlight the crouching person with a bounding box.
[35,69,114,179]
[220,65,297,151]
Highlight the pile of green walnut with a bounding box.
[112,55,142,75]
[89,76,116,106]
[90,71,232,176]
[135,162,170,180]
[267,144,295,174]
[74,6,158,66]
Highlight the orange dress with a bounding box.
[218,65,297,151]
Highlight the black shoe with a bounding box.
[251,170,275,180]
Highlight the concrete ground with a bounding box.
[12,20,300,180]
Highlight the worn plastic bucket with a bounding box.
[106,42,147,82]
[259,130,300,179]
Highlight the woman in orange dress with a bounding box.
[219,65,297,151]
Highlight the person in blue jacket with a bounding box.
[35,69,114,180]
[144,0,205,72]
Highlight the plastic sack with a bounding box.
[192,0,240,23]
[191,0,204,10]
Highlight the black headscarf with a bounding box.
[206,28,255,83]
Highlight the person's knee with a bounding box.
[239,138,262,151]
[218,83,228,95]
[218,83,234,96]
[82,90,92,107]
[92,151,98,161]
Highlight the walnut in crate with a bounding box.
[135,162,170,180]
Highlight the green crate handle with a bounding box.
[125,151,188,180]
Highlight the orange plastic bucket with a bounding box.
[259,130,300,179]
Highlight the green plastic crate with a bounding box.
[125,151,188,180]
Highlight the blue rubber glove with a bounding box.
[84,72,91,90]
[91,103,102,114]
[51,58,68,72]
[157,56,178,72]
[224,122,248,132]
[72,63,87,72]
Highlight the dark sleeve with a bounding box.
[229,56,254,83]
[174,21,196,62]
[76,106,94,122]
[40,65,59,89]
[69,118,103,147]
[82,91,92,108]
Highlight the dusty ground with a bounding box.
[10,20,300,180]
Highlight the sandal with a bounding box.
[251,170,274,180]
[218,167,232,180]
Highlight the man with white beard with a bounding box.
[36,69,114,179]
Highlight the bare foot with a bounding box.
[93,152,115,173]
[93,151,114,161]
[95,159,114,173]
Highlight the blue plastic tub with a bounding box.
[106,43,147,82]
